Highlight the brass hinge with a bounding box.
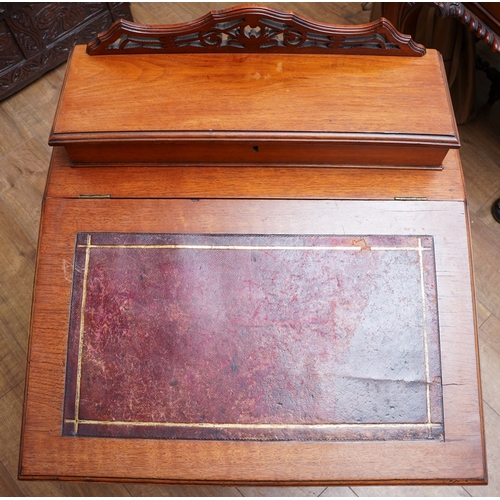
[78,194,111,199]
[394,197,428,201]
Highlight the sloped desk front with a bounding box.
[19,148,485,484]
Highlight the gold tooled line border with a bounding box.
[78,244,432,251]
[418,237,432,426]
[73,234,92,434]
[70,234,438,436]
[64,419,441,430]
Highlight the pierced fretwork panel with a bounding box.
[87,6,425,56]
[340,33,401,51]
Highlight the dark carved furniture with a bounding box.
[381,3,500,54]
[380,2,500,223]
[435,3,500,53]
[493,197,500,222]
[19,6,486,485]
[0,2,133,101]
[380,2,500,111]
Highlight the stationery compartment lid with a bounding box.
[49,5,460,168]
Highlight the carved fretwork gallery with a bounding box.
[87,6,425,57]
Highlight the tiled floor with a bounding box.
[0,3,499,495]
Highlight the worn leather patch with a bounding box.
[63,233,443,441]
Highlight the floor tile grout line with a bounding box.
[484,399,500,420]
[476,301,492,330]
[0,135,31,167]
[3,69,65,149]
[0,315,27,396]
[0,379,25,404]
[141,3,164,24]
[0,196,39,257]
[0,459,24,496]
[478,312,500,350]
[462,485,473,496]
[122,483,138,497]
[474,184,500,217]
[470,215,500,247]
[0,135,49,172]
[3,99,38,147]
[0,136,51,248]
[1,136,52,186]
[6,134,50,163]
[0,311,25,354]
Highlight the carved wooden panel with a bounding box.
[0,19,24,72]
[434,2,500,53]
[382,2,500,54]
[6,3,106,57]
[0,2,133,101]
[0,4,28,20]
[87,5,425,56]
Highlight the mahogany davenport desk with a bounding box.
[19,7,486,485]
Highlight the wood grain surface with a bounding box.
[52,47,454,137]
[47,146,465,200]
[19,196,485,484]
[49,42,459,167]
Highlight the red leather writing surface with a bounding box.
[63,233,442,441]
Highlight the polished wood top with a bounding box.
[51,46,457,143]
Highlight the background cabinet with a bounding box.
[0,2,133,101]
